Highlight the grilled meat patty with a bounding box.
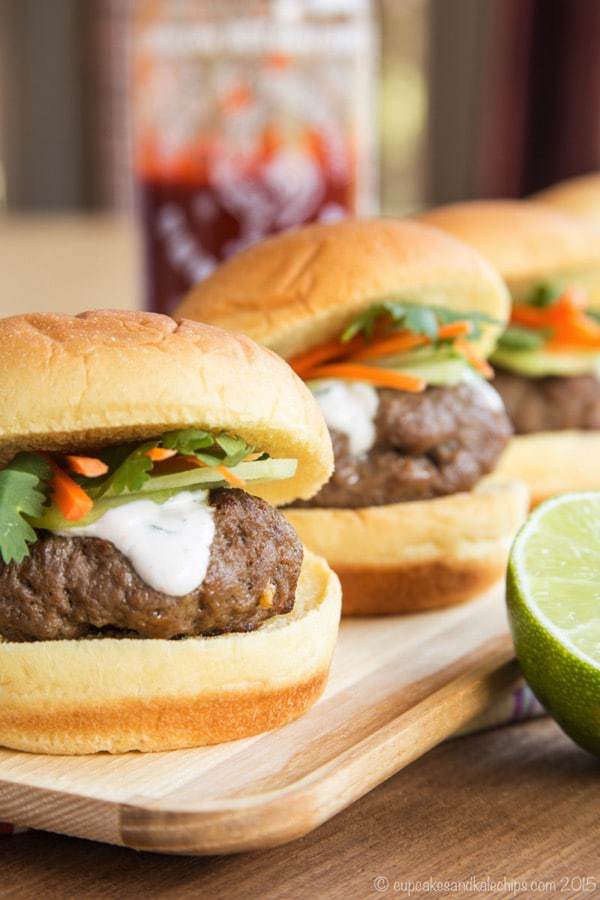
[0,489,303,642]
[493,369,600,434]
[295,380,512,509]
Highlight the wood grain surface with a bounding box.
[1,718,598,899]
[0,586,520,855]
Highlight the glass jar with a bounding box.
[132,0,378,314]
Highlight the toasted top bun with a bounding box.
[533,173,600,231]
[418,200,600,304]
[0,310,333,505]
[177,219,510,358]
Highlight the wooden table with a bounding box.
[1,217,599,895]
[0,214,139,317]
[2,719,599,898]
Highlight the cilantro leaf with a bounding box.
[497,325,548,351]
[404,305,438,339]
[91,443,155,499]
[214,434,252,466]
[87,428,256,501]
[342,300,499,344]
[161,428,214,455]
[162,428,252,467]
[527,281,565,308]
[0,453,52,564]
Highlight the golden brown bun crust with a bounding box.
[177,218,510,358]
[284,477,529,615]
[497,430,600,507]
[533,173,600,230]
[0,550,341,754]
[418,200,600,303]
[0,310,333,505]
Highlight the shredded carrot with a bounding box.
[510,306,550,328]
[175,454,246,487]
[244,452,263,461]
[438,321,472,339]
[216,465,246,488]
[64,455,108,478]
[289,336,364,376]
[454,339,494,378]
[45,456,93,521]
[146,447,177,462]
[512,288,600,349]
[350,321,472,362]
[351,332,429,360]
[304,363,426,393]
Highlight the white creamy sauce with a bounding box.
[312,379,379,455]
[58,491,215,596]
[463,371,506,412]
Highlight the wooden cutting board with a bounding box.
[0,586,519,855]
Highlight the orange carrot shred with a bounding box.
[45,456,93,521]
[350,332,429,360]
[454,339,494,378]
[437,321,472,339]
[64,455,108,478]
[170,454,246,487]
[216,465,246,488]
[146,447,177,462]
[304,363,426,393]
[511,287,600,349]
[289,336,365,376]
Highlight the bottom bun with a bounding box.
[497,430,600,507]
[284,477,529,616]
[0,549,340,755]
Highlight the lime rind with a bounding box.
[507,491,600,755]
[509,491,600,670]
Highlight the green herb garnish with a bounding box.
[0,429,259,564]
[341,300,498,343]
[85,429,254,500]
[497,325,548,351]
[0,452,52,564]
[526,281,565,308]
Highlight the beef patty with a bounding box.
[0,489,303,642]
[493,369,600,434]
[296,380,512,509]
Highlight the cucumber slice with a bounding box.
[391,358,471,386]
[31,458,297,531]
[308,348,474,389]
[491,346,600,378]
[138,458,296,493]
[377,347,472,386]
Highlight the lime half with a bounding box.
[507,491,600,756]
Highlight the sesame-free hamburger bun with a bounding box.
[177,218,509,357]
[0,310,341,753]
[177,219,528,615]
[417,201,600,505]
[417,200,600,306]
[0,548,340,754]
[0,310,332,505]
[533,172,600,232]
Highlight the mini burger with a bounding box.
[419,200,600,505]
[533,172,600,231]
[0,310,340,754]
[177,219,528,615]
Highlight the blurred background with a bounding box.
[0,0,599,314]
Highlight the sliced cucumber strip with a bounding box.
[491,346,600,378]
[31,458,297,531]
[137,458,296,493]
